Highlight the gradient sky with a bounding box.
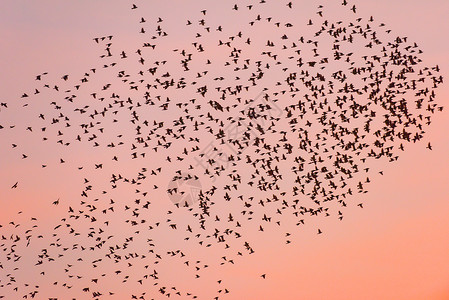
[0,1,448,299]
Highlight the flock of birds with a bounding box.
[0,0,443,299]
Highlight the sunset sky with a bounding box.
[0,1,448,299]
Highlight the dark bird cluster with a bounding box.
[0,1,443,299]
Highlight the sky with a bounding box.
[0,0,448,299]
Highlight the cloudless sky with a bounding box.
[0,1,448,299]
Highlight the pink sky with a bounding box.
[0,1,448,299]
